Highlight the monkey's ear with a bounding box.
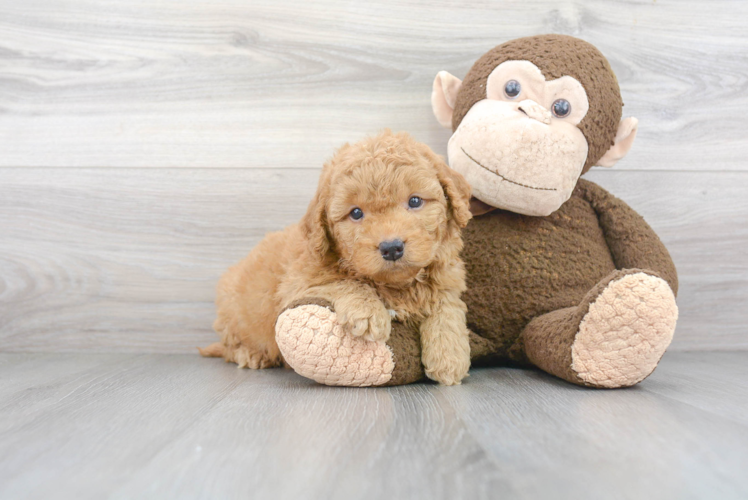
[431,71,462,129]
[595,117,639,168]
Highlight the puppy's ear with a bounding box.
[434,158,472,228]
[302,168,332,259]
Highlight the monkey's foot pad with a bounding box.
[572,272,678,388]
[276,304,394,387]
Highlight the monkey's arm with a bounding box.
[578,179,678,296]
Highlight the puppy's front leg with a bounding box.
[293,281,391,342]
[420,291,471,385]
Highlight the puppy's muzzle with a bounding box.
[379,239,405,261]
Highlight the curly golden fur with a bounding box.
[201,130,473,385]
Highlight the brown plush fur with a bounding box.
[462,179,678,366]
[452,35,623,173]
[202,131,473,385]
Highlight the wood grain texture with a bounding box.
[0,0,746,353]
[0,351,746,499]
[0,0,746,170]
[0,167,745,352]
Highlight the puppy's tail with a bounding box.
[198,342,224,358]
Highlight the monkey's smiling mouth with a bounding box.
[460,147,557,192]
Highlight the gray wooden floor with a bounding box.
[1,351,746,500]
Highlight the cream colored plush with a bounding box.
[448,98,588,216]
[572,273,678,388]
[276,304,395,386]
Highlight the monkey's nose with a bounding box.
[379,239,405,261]
[518,99,551,124]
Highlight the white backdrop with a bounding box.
[1,0,746,352]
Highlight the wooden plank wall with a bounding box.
[1,0,746,352]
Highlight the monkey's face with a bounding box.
[433,35,638,217]
[447,61,590,216]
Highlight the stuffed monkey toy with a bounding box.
[275,35,678,388]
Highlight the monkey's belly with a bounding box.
[461,196,616,359]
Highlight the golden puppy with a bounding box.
[201,130,473,385]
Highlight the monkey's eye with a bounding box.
[349,208,364,220]
[552,99,572,118]
[408,196,424,209]
[504,80,521,99]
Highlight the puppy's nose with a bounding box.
[379,239,405,261]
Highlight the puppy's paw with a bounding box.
[337,299,392,342]
[421,330,471,386]
[423,355,470,386]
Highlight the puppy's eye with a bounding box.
[504,80,521,99]
[408,196,424,209]
[349,207,364,220]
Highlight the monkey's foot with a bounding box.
[275,300,425,387]
[571,272,678,388]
